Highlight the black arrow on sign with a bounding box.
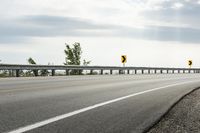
[189,61,192,66]
[122,56,126,63]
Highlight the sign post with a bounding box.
[121,55,127,74]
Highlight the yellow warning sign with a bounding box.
[188,60,192,67]
[121,55,127,64]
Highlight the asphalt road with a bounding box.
[1,74,200,133]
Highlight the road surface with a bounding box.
[1,74,200,133]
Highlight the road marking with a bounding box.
[8,80,199,133]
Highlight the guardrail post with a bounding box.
[189,70,191,73]
[141,69,144,74]
[119,70,124,74]
[100,69,103,75]
[110,70,113,75]
[52,69,55,76]
[79,70,82,75]
[154,69,156,74]
[160,70,163,74]
[135,70,137,74]
[148,69,150,74]
[16,70,19,77]
[178,70,180,73]
[33,70,38,76]
[127,70,130,74]
[172,70,174,74]
[66,70,69,75]
[90,69,93,75]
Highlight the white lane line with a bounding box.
[8,80,199,133]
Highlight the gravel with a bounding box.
[147,88,200,133]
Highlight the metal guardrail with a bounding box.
[0,64,200,77]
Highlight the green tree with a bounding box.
[73,43,82,65]
[83,59,91,66]
[64,42,82,75]
[40,69,49,76]
[64,42,82,65]
[28,57,36,64]
[0,70,8,77]
[27,57,49,76]
[64,42,91,75]
[27,57,37,76]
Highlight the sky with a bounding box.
[0,0,200,67]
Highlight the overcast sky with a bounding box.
[0,0,200,67]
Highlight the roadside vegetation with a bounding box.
[64,42,91,75]
[0,42,91,77]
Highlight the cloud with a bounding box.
[172,2,184,9]
[116,25,200,43]
[1,0,200,44]
[1,14,200,44]
[19,15,109,30]
[142,0,200,28]
[0,15,112,43]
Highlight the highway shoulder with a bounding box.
[147,88,200,133]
